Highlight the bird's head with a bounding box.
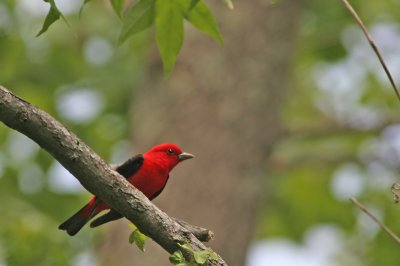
[145,143,194,171]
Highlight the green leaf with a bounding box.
[178,0,223,45]
[172,243,218,265]
[111,0,125,18]
[128,223,138,231]
[193,250,218,264]
[177,242,194,252]
[155,0,184,76]
[118,0,155,44]
[36,0,62,37]
[169,250,185,264]
[208,252,219,260]
[222,0,234,9]
[189,0,200,11]
[193,250,211,264]
[128,223,147,252]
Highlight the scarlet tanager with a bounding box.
[59,143,194,236]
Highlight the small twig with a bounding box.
[350,197,400,245]
[174,218,214,242]
[341,0,400,102]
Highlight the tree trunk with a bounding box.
[99,0,300,265]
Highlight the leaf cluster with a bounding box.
[169,243,218,265]
[128,223,147,252]
[38,0,226,76]
[127,223,217,265]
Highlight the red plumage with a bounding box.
[59,143,194,236]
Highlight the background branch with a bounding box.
[0,86,226,266]
[342,1,400,247]
[341,0,400,101]
[350,197,400,245]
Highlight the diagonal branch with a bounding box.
[0,86,226,266]
[350,197,400,245]
[341,0,400,101]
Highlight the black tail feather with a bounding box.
[90,209,123,228]
[59,204,91,236]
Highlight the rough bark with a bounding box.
[0,86,226,266]
[99,0,300,265]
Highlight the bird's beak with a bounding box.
[178,152,195,161]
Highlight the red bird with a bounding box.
[59,143,194,236]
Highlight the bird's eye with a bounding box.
[167,148,174,155]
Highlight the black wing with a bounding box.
[115,154,144,178]
[90,209,122,228]
[89,154,144,227]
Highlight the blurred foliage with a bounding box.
[39,0,223,76]
[0,0,148,265]
[259,0,400,265]
[2,0,400,266]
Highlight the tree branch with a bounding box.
[0,86,226,266]
[350,197,400,245]
[341,0,400,101]
[174,217,214,242]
